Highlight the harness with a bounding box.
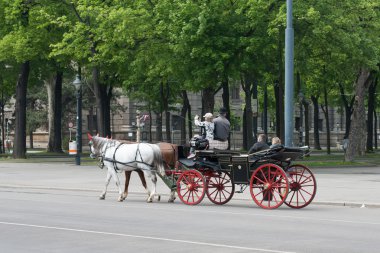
[91,140,156,172]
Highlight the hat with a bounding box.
[219,107,227,114]
[203,112,213,119]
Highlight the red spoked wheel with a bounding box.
[249,163,289,209]
[176,170,206,205]
[206,172,235,205]
[284,164,317,209]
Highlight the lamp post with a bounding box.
[298,92,304,146]
[284,0,294,147]
[73,75,82,165]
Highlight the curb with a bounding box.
[2,185,380,208]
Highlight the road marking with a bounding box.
[0,221,295,253]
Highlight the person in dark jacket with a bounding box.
[248,134,269,154]
[211,107,230,150]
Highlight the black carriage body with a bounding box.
[167,146,316,209]
[196,147,307,184]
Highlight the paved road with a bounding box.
[1,187,380,253]
[1,162,380,207]
[1,162,380,252]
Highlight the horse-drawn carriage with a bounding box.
[88,135,317,210]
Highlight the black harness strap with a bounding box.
[100,142,156,172]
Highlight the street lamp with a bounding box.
[73,75,82,165]
[298,92,304,146]
[284,0,294,147]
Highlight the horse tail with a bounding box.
[151,144,165,176]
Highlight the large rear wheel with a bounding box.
[249,163,289,209]
[284,164,317,208]
[176,170,206,205]
[206,171,234,205]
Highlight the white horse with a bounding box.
[89,135,166,202]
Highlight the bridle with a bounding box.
[89,139,107,169]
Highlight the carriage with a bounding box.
[159,144,317,209]
[88,135,316,210]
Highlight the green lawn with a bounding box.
[1,148,379,167]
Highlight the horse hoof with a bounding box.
[168,197,176,203]
[157,195,161,201]
[99,196,105,200]
[146,198,153,203]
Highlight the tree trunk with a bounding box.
[241,75,253,150]
[345,69,372,162]
[367,78,377,151]
[338,83,354,139]
[321,87,331,154]
[93,67,112,137]
[222,76,231,149]
[311,95,321,150]
[221,76,230,120]
[187,102,192,140]
[148,108,153,142]
[29,130,33,149]
[263,83,268,137]
[47,71,63,153]
[164,85,171,143]
[252,79,258,143]
[155,111,163,142]
[13,61,30,159]
[180,90,189,145]
[201,87,215,116]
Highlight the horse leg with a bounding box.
[168,189,176,203]
[109,168,124,202]
[122,171,132,201]
[100,169,112,200]
[146,172,160,203]
[137,169,149,197]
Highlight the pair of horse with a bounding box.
[88,134,176,203]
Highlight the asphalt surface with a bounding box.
[1,161,380,253]
[0,162,379,208]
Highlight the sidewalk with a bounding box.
[0,161,379,208]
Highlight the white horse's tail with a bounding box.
[151,144,165,176]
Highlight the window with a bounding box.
[172,115,182,131]
[87,115,97,132]
[231,87,240,100]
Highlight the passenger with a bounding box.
[195,112,215,140]
[248,134,269,154]
[270,137,282,148]
[187,112,214,158]
[212,107,230,150]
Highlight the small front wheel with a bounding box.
[177,170,206,205]
[250,163,289,209]
[206,171,234,205]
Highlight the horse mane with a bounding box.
[93,136,120,151]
